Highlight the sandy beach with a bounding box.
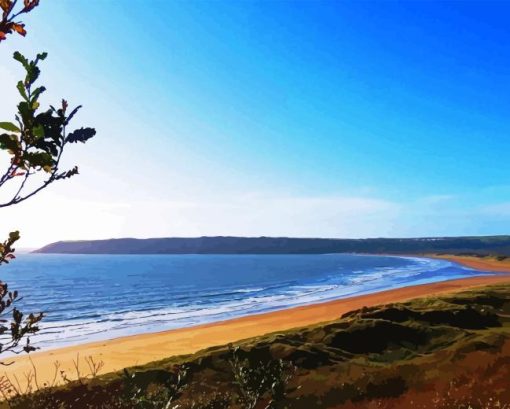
[429,254,510,272]
[2,255,510,388]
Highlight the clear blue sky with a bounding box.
[1,1,509,246]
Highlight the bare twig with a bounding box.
[72,353,82,384]
[85,355,104,378]
[28,355,39,390]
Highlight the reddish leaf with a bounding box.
[12,23,25,36]
[23,0,38,12]
[0,0,11,13]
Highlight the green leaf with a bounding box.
[64,105,82,126]
[24,152,53,170]
[25,64,41,86]
[30,86,46,103]
[0,122,20,133]
[13,52,29,70]
[32,124,44,138]
[55,166,79,180]
[17,101,32,123]
[0,134,20,152]
[35,52,48,62]
[8,231,20,242]
[16,81,28,101]
[66,127,96,144]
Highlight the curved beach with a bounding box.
[2,255,509,388]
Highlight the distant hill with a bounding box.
[34,235,510,256]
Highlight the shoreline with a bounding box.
[3,254,510,387]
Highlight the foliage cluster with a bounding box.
[0,0,95,365]
[0,52,95,208]
[228,344,295,409]
[0,348,295,409]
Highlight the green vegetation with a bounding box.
[0,51,96,207]
[2,284,510,408]
[0,0,95,362]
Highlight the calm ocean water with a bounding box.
[1,253,490,350]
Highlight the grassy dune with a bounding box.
[4,283,510,408]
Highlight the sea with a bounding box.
[0,253,491,351]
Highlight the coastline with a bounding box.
[3,254,510,387]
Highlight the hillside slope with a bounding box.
[34,235,510,255]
